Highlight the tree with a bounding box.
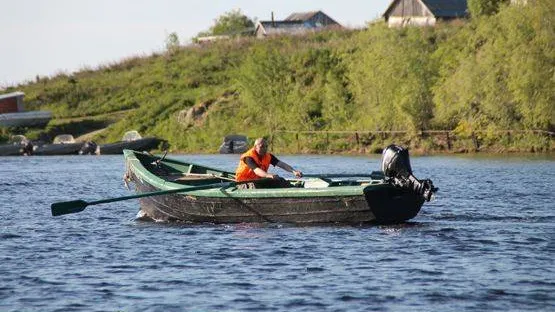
[198,9,254,38]
[233,43,295,134]
[165,32,180,55]
[468,0,510,17]
[348,26,436,132]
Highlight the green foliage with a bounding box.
[165,32,180,55]
[0,127,11,143]
[234,42,296,134]
[348,25,436,132]
[433,0,554,136]
[468,0,510,17]
[198,9,254,38]
[4,3,553,153]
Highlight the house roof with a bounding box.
[256,10,341,36]
[423,0,468,17]
[259,20,305,27]
[383,0,468,18]
[0,91,24,101]
[284,10,341,26]
[284,11,320,21]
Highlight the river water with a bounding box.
[0,153,553,311]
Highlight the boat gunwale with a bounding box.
[124,149,389,199]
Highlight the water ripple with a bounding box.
[0,155,553,311]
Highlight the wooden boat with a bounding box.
[97,130,159,155]
[123,145,437,224]
[218,134,248,154]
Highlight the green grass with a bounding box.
[1,3,553,153]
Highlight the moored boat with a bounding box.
[32,134,94,156]
[218,134,248,154]
[97,130,160,155]
[123,145,437,224]
[0,135,33,156]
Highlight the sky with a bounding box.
[1,0,391,87]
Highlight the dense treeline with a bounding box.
[2,1,553,153]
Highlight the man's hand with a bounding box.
[292,170,303,178]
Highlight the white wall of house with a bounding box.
[387,16,436,27]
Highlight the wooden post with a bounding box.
[471,132,479,151]
[355,132,360,148]
[446,131,452,150]
[296,132,300,152]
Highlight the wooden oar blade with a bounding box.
[51,200,88,216]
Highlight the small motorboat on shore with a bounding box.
[218,134,248,154]
[97,130,160,155]
[0,135,33,156]
[32,134,96,156]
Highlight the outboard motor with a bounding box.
[20,140,34,156]
[79,141,98,155]
[381,144,437,201]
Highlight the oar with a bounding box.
[51,179,264,217]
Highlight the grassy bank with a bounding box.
[1,2,553,154]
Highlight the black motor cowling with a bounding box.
[21,140,34,156]
[381,144,437,201]
[79,141,98,155]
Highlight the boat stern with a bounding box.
[363,184,424,223]
[363,144,438,223]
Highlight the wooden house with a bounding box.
[0,91,52,128]
[255,11,341,38]
[255,21,307,38]
[383,0,468,27]
[0,91,25,114]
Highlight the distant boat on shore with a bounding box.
[33,134,96,156]
[218,134,248,154]
[0,135,33,156]
[96,130,160,155]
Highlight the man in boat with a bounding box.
[235,137,303,188]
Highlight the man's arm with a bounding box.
[275,160,303,178]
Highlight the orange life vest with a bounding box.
[235,147,272,181]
